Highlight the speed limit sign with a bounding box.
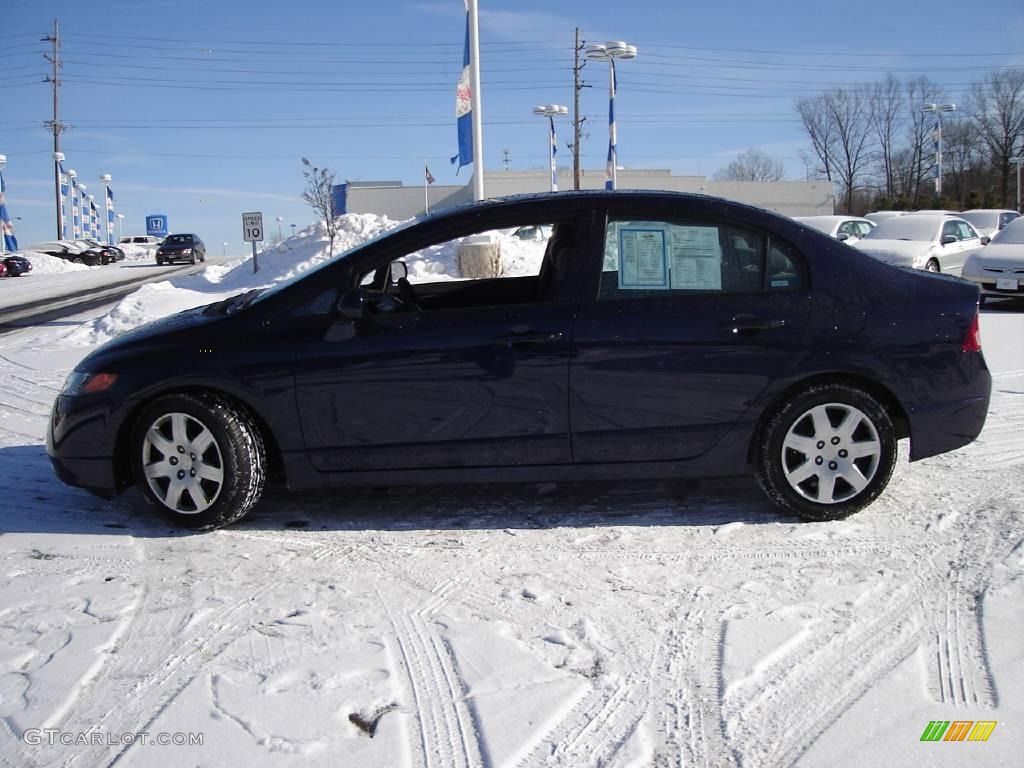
[242,211,263,243]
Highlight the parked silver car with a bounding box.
[958,209,1020,241]
[795,215,875,244]
[853,214,984,274]
[961,216,1024,301]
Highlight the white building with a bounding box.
[335,169,834,220]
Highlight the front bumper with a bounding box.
[46,393,126,498]
[961,271,1024,298]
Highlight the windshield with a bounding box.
[250,216,419,305]
[164,235,193,245]
[863,216,940,242]
[959,212,996,230]
[990,217,1024,245]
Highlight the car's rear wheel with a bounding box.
[73,257,84,264]
[130,393,266,529]
[754,382,897,521]
[925,258,940,272]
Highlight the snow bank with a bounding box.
[18,250,91,274]
[67,213,550,347]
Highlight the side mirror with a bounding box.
[836,232,850,241]
[941,234,958,245]
[388,260,408,283]
[980,235,991,245]
[336,289,367,320]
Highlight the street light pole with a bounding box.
[276,215,283,242]
[585,41,638,191]
[0,155,6,256]
[100,173,112,245]
[1012,157,1023,214]
[923,102,956,199]
[532,105,568,192]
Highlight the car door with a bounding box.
[837,220,861,243]
[945,220,981,275]
[569,207,812,463]
[290,214,582,474]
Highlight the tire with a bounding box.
[925,258,940,273]
[190,252,198,265]
[130,393,266,529]
[73,257,84,264]
[753,382,897,521]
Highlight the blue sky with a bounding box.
[3,0,1023,251]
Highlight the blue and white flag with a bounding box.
[450,5,472,173]
[70,178,81,239]
[59,163,70,239]
[106,186,115,245]
[549,116,559,192]
[82,192,91,238]
[0,171,18,252]
[90,200,99,239]
[605,59,618,190]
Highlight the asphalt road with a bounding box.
[0,257,231,332]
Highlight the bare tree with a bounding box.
[898,77,947,204]
[970,69,1024,208]
[824,87,874,214]
[796,96,835,183]
[942,120,983,208]
[300,157,339,257]
[713,147,786,181]
[867,74,903,199]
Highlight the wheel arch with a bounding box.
[114,386,283,491]
[747,372,910,465]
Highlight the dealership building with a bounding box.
[333,169,835,220]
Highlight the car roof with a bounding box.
[962,208,1017,213]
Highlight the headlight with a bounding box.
[182,248,192,254]
[62,371,118,395]
[911,253,929,269]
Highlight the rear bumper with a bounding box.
[907,386,991,461]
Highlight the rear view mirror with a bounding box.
[837,232,850,241]
[941,234,958,245]
[980,236,991,245]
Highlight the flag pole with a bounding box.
[424,161,429,214]
[467,0,484,201]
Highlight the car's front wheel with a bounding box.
[754,382,897,521]
[925,258,941,272]
[130,393,266,529]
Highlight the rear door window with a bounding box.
[598,217,805,301]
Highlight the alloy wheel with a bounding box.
[780,403,881,504]
[141,412,224,513]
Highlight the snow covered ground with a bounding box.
[0,222,1021,767]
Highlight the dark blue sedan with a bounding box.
[47,192,991,529]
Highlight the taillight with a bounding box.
[962,311,982,352]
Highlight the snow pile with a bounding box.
[18,250,91,274]
[67,214,550,347]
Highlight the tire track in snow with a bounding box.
[377,581,480,768]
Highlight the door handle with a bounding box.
[720,314,786,333]
[496,326,565,343]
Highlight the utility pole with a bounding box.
[572,27,586,191]
[43,19,66,239]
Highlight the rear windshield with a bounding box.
[959,212,997,230]
[863,217,939,242]
[164,235,193,245]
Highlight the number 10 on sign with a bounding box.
[242,212,263,273]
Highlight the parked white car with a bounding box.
[961,216,1024,301]
[118,235,163,248]
[853,214,984,274]
[958,209,1020,241]
[794,215,875,244]
[863,211,906,224]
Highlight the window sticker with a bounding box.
[669,226,722,290]
[617,227,669,289]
